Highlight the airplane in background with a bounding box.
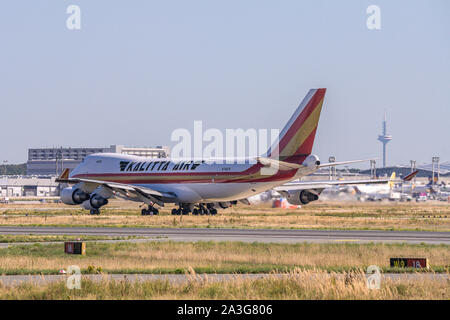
[57,88,371,215]
[273,171,418,205]
[394,178,439,195]
[353,171,419,201]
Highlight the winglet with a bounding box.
[55,168,71,182]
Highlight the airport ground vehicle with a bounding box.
[416,195,428,202]
[0,197,9,204]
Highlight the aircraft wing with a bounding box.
[274,170,419,193]
[274,178,391,192]
[318,159,375,168]
[56,169,175,206]
[257,157,376,171]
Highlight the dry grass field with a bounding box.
[0,241,448,275]
[1,200,449,299]
[0,270,448,299]
[0,200,449,231]
[0,234,139,243]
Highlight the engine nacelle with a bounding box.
[60,187,90,205]
[299,190,319,204]
[218,201,231,209]
[79,186,112,210]
[286,190,319,205]
[81,195,109,210]
[303,154,321,168]
[81,200,93,210]
[90,194,109,209]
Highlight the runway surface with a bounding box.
[0,226,449,244]
[1,273,448,287]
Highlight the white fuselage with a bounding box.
[70,153,304,203]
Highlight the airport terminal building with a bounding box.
[0,177,59,198]
[27,145,170,176]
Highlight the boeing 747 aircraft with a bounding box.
[57,88,368,215]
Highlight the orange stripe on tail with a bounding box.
[267,88,326,164]
[58,168,70,180]
[403,170,418,182]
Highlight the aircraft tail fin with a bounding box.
[55,168,71,183]
[388,172,396,189]
[266,88,326,164]
[402,170,418,182]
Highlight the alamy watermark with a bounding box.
[66,5,81,30]
[66,265,81,290]
[366,5,381,30]
[366,265,381,289]
[64,5,381,33]
[170,121,280,164]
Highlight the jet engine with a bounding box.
[60,187,90,205]
[211,201,237,209]
[303,154,321,168]
[81,194,109,210]
[286,190,319,205]
[218,201,231,209]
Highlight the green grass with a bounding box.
[2,201,449,232]
[0,241,448,275]
[1,274,448,299]
[0,265,447,276]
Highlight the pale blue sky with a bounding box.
[0,1,449,167]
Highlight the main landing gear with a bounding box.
[171,208,189,215]
[141,204,159,216]
[171,203,218,216]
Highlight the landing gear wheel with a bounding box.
[182,209,189,215]
[143,206,158,216]
[210,208,217,215]
[199,208,206,215]
[192,208,199,215]
[171,208,177,215]
[176,209,182,215]
[90,209,100,215]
